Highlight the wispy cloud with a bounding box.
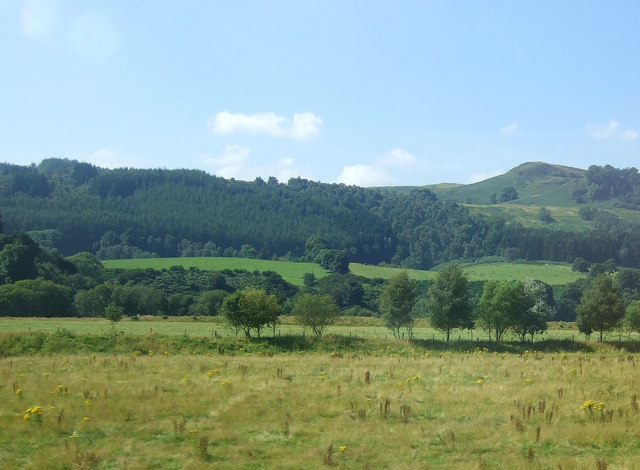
[587,120,638,141]
[376,148,416,168]
[209,111,323,140]
[338,148,422,187]
[21,0,57,39]
[201,147,309,182]
[86,148,142,169]
[201,145,251,178]
[499,122,518,135]
[337,164,394,187]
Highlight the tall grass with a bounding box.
[3,344,640,468]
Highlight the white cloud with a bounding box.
[208,111,322,140]
[587,120,638,141]
[201,145,251,178]
[499,122,518,135]
[21,0,57,39]
[466,169,504,184]
[376,148,416,168]
[337,164,394,187]
[86,148,142,169]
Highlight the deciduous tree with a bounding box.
[293,293,340,336]
[576,274,625,341]
[426,264,473,342]
[380,271,417,339]
[221,287,281,338]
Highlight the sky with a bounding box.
[1,1,639,187]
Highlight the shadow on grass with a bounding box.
[5,330,640,356]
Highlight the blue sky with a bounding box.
[1,1,639,186]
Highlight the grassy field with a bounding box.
[0,317,596,344]
[103,257,330,286]
[105,257,584,287]
[3,337,640,469]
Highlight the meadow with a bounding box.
[105,257,583,286]
[3,336,640,469]
[103,258,331,286]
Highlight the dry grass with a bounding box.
[2,347,640,469]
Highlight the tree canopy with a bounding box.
[576,274,625,340]
[426,264,473,342]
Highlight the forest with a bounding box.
[3,159,640,270]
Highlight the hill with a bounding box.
[427,162,586,206]
[3,159,640,269]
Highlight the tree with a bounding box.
[221,287,281,338]
[380,272,417,339]
[189,290,228,316]
[293,293,340,336]
[426,264,473,342]
[501,186,518,202]
[477,281,525,341]
[576,274,625,341]
[624,300,640,333]
[538,207,554,223]
[0,212,3,233]
[74,284,113,317]
[305,235,331,262]
[316,249,350,274]
[572,257,591,273]
[514,279,555,341]
[104,303,124,324]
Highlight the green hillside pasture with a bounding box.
[464,262,582,284]
[4,347,640,469]
[465,203,591,232]
[103,257,330,286]
[349,263,437,281]
[351,262,582,285]
[104,257,581,287]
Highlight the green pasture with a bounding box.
[0,317,620,345]
[351,261,582,285]
[106,257,583,287]
[103,257,330,286]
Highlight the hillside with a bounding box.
[428,162,586,206]
[2,159,640,269]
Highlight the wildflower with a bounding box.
[339,445,347,452]
[15,389,23,396]
[221,380,232,386]
[69,431,79,439]
[476,379,485,385]
[83,416,91,422]
[85,400,92,406]
[580,400,605,413]
[320,375,326,381]
[524,378,534,384]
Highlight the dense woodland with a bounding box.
[3,159,640,270]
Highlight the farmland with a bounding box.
[105,257,584,287]
[3,330,640,469]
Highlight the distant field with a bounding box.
[351,262,582,285]
[103,257,330,286]
[105,257,583,287]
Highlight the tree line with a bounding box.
[4,159,640,269]
[4,230,640,345]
